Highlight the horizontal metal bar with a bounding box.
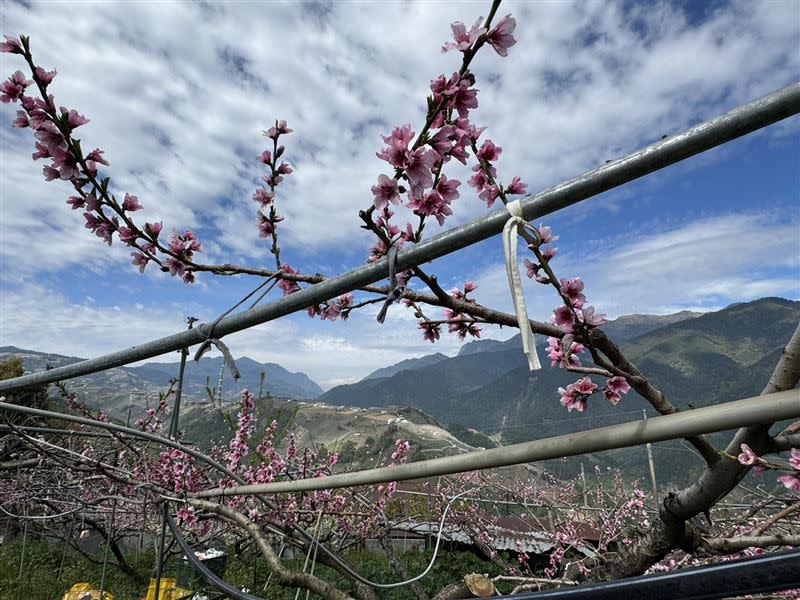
[195,388,799,497]
[1,82,798,394]
[497,549,800,599]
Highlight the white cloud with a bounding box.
[1,0,797,277]
[471,211,800,321]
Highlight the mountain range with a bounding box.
[319,297,799,483]
[0,346,323,418]
[3,297,798,485]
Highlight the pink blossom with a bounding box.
[452,116,486,144]
[419,321,441,343]
[66,196,85,210]
[118,227,137,245]
[257,212,284,238]
[407,190,452,226]
[560,277,586,308]
[337,293,354,310]
[51,146,80,180]
[60,107,89,131]
[778,474,800,492]
[607,376,631,395]
[553,305,575,333]
[546,336,583,368]
[146,222,163,239]
[168,229,202,255]
[276,161,293,175]
[376,124,415,168]
[31,142,49,160]
[121,193,142,212]
[573,377,597,395]
[34,66,56,85]
[506,176,527,195]
[580,306,608,328]
[131,252,149,273]
[487,14,517,57]
[262,173,283,187]
[28,109,48,130]
[34,124,65,154]
[558,377,597,412]
[371,174,401,210]
[257,150,272,164]
[523,259,540,279]
[11,110,28,128]
[367,239,388,263]
[279,265,301,295]
[86,148,109,166]
[405,147,436,194]
[176,506,199,526]
[790,448,800,470]
[264,120,293,140]
[253,187,273,207]
[452,79,479,117]
[42,164,60,181]
[537,225,559,245]
[449,136,470,164]
[436,174,461,203]
[0,70,31,103]
[468,169,489,193]
[541,246,559,261]
[604,390,622,406]
[430,73,459,102]
[558,387,587,413]
[442,17,487,53]
[464,280,478,294]
[0,35,23,54]
[476,139,502,162]
[479,185,500,207]
[737,444,759,466]
[428,126,454,158]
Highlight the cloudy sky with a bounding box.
[0,0,798,390]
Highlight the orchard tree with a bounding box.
[1,1,799,598]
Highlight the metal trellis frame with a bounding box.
[0,83,797,394]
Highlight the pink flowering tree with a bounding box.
[2,0,800,597]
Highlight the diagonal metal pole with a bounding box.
[0,83,798,395]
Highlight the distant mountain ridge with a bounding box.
[317,298,799,483]
[329,306,705,406]
[364,353,449,381]
[0,346,324,419]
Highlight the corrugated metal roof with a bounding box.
[390,520,595,556]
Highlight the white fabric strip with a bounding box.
[502,200,541,371]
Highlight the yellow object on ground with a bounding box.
[145,578,193,600]
[62,582,115,600]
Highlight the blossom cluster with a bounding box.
[253,120,293,247]
[307,293,354,321]
[2,35,204,284]
[738,444,800,492]
[369,14,522,270]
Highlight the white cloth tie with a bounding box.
[502,200,541,371]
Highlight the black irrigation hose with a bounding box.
[167,513,267,600]
[496,549,800,599]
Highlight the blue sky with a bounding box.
[0,0,798,389]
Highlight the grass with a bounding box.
[0,534,509,599]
